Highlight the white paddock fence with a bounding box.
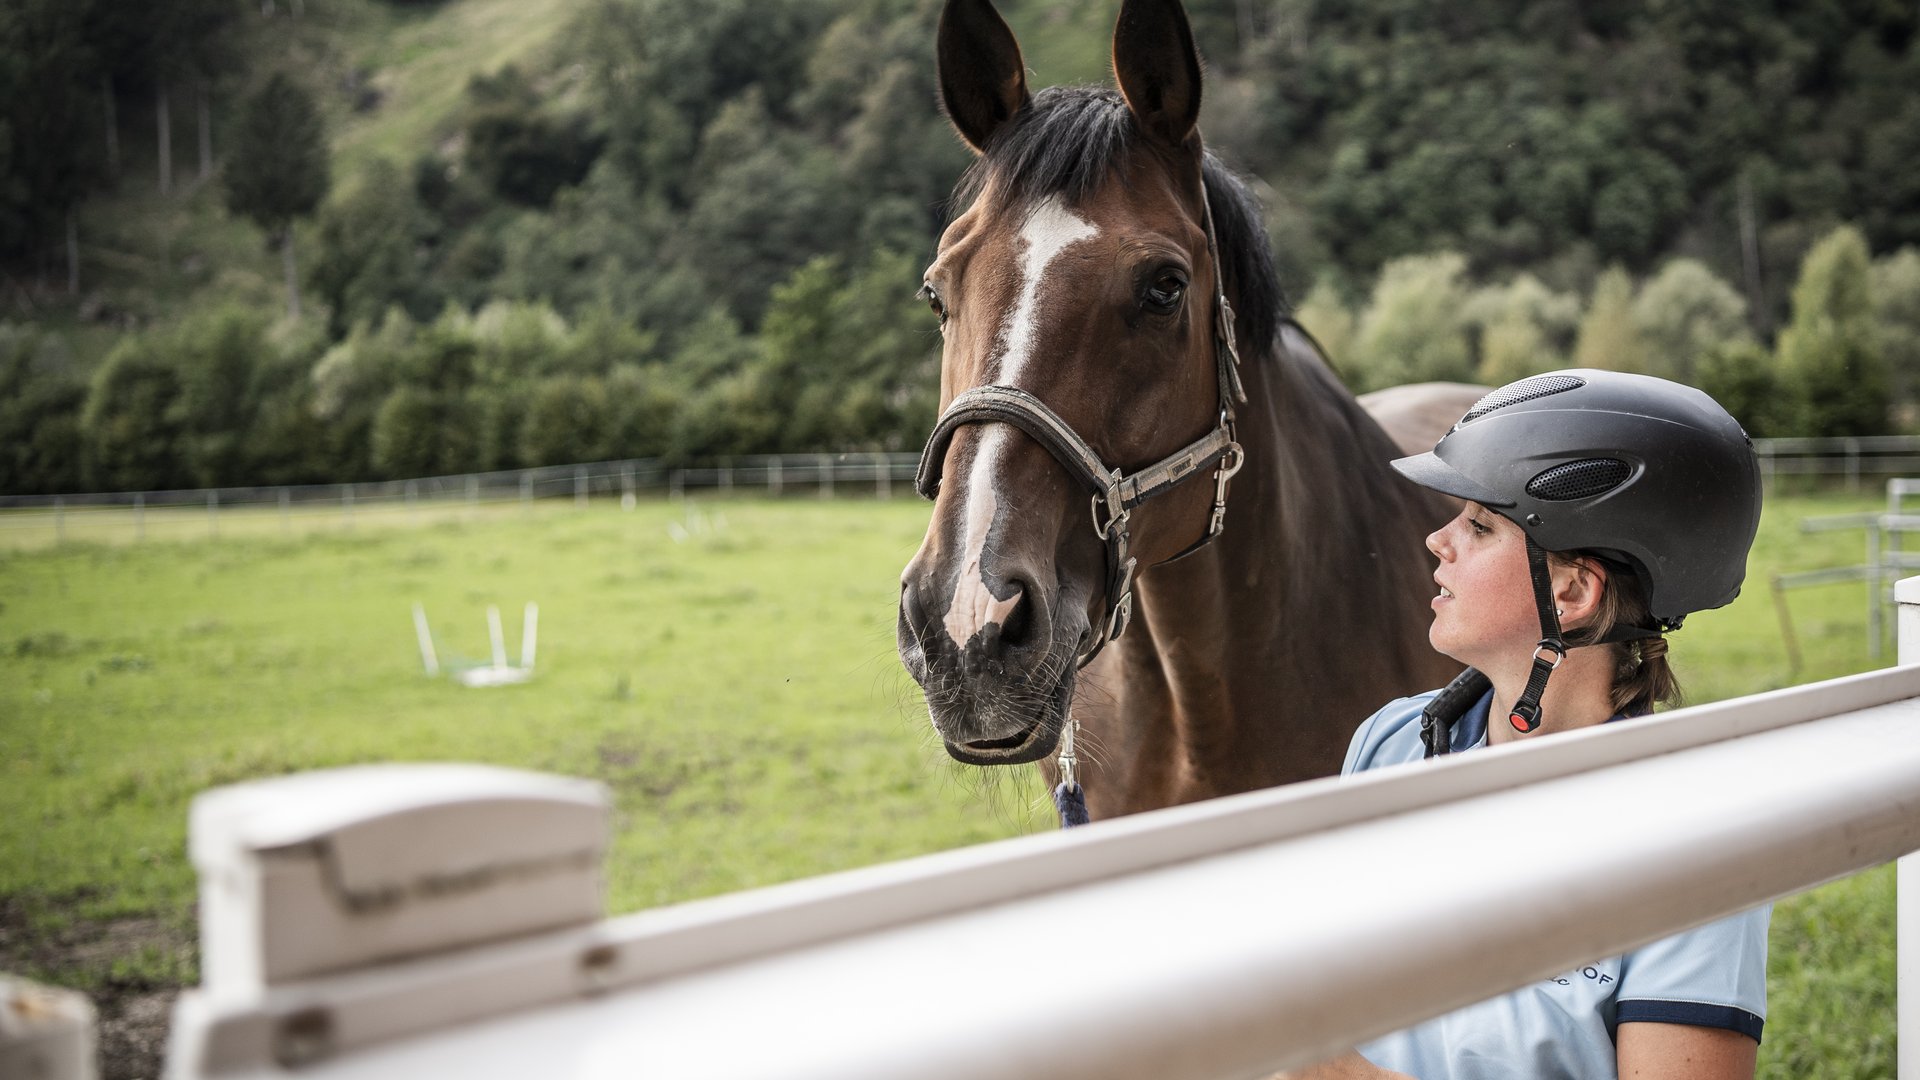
[1757,434,1920,491]
[11,587,1920,1079]
[0,453,924,544]
[1,436,1914,545]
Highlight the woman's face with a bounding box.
[1424,502,1544,666]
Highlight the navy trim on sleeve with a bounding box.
[1616,1000,1764,1043]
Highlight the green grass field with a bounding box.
[0,489,1899,1077]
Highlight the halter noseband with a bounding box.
[913,186,1248,668]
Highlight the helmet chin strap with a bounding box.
[1425,544,1675,756]
[1508,536,1567,734]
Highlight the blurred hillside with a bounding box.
[3,0,1918,495]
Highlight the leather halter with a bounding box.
[914,186,1249,668]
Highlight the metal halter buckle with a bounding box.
[1091,493,1130,541]
[1531,641,1567,669]
[1206,443,1246,537]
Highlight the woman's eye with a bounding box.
[918,283,947,324]
[1143,273,1187,313]
[1469,517,1492,536]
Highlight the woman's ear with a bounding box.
[1554,557,1609,629]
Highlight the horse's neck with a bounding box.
[1116,336,1451,799]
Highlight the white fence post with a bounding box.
[1900,575,1920,1080]
[0,975,94,1080]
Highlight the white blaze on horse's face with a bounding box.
[942,196,1101,650]
[942,429,1018,649]
[992,196,1100,383]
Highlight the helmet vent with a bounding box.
[1457,374,1586,427]
[1526,458,1632,502]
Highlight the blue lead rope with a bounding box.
[1054,780,1089,828]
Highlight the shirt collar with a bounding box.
[1456,687,1640,753]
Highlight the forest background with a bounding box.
[3,0,1919,497]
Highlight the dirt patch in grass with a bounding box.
[0,894,195,1080]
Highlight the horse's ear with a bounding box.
[1112,0,1203,149]
[937,0,1030,154]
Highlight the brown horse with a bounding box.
[897,0,1468,820]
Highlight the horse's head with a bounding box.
[899,0,1247,766]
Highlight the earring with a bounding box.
[1555,608,1564,616]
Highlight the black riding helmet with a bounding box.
[1394,369,1761,627]
[1391,369,1761,740]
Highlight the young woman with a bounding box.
[1288,370,1768,1080]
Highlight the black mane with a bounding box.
[950,85,1287,362]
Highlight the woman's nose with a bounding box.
[1425,525,1449,560]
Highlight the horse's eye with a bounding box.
[918,282,948,324]
[1143,272,1187,314]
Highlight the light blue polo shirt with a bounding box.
[1343,690,1769,1080]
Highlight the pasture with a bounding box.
[0,490,1898,1077]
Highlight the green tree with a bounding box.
[1870,248,1920,430]
[1350,253,1473,391]
[604,364,681,459]
[0,326,85,494]
[473,301,571,377]
[311,309,414,481]
[1696,341,1784,438]
[519,374,612,466]
[561,303,656,376]
[0,0,99,291]
[756,250,938,450]
[461,65,603,208]
[371,385,480,479]
[1572,267,1647,374]
[225,72,330,319]
[1775,226,1889,437]
[402,307,482,394]
[82,337,188,491]
[1478,309,1555,386]
[170,305,268,487]
[311,159,438,338]
[1294,280,1359,388]
[1462,274,1579,382]
[247,340,331,486]
[1631,259,1751,384]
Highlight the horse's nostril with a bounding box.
[997,581,1033,648]
[901,581,932,642]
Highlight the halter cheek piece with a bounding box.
[914,188,1248,669]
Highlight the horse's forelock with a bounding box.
[952,87,1136,217]
[947,86,1285,362]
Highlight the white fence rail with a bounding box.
[0,453,925,543]
[2,435,1916,540]
[1756,434,1920,490]
[141,581,1920,1080]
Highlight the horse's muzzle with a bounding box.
[897,574,1080,767]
